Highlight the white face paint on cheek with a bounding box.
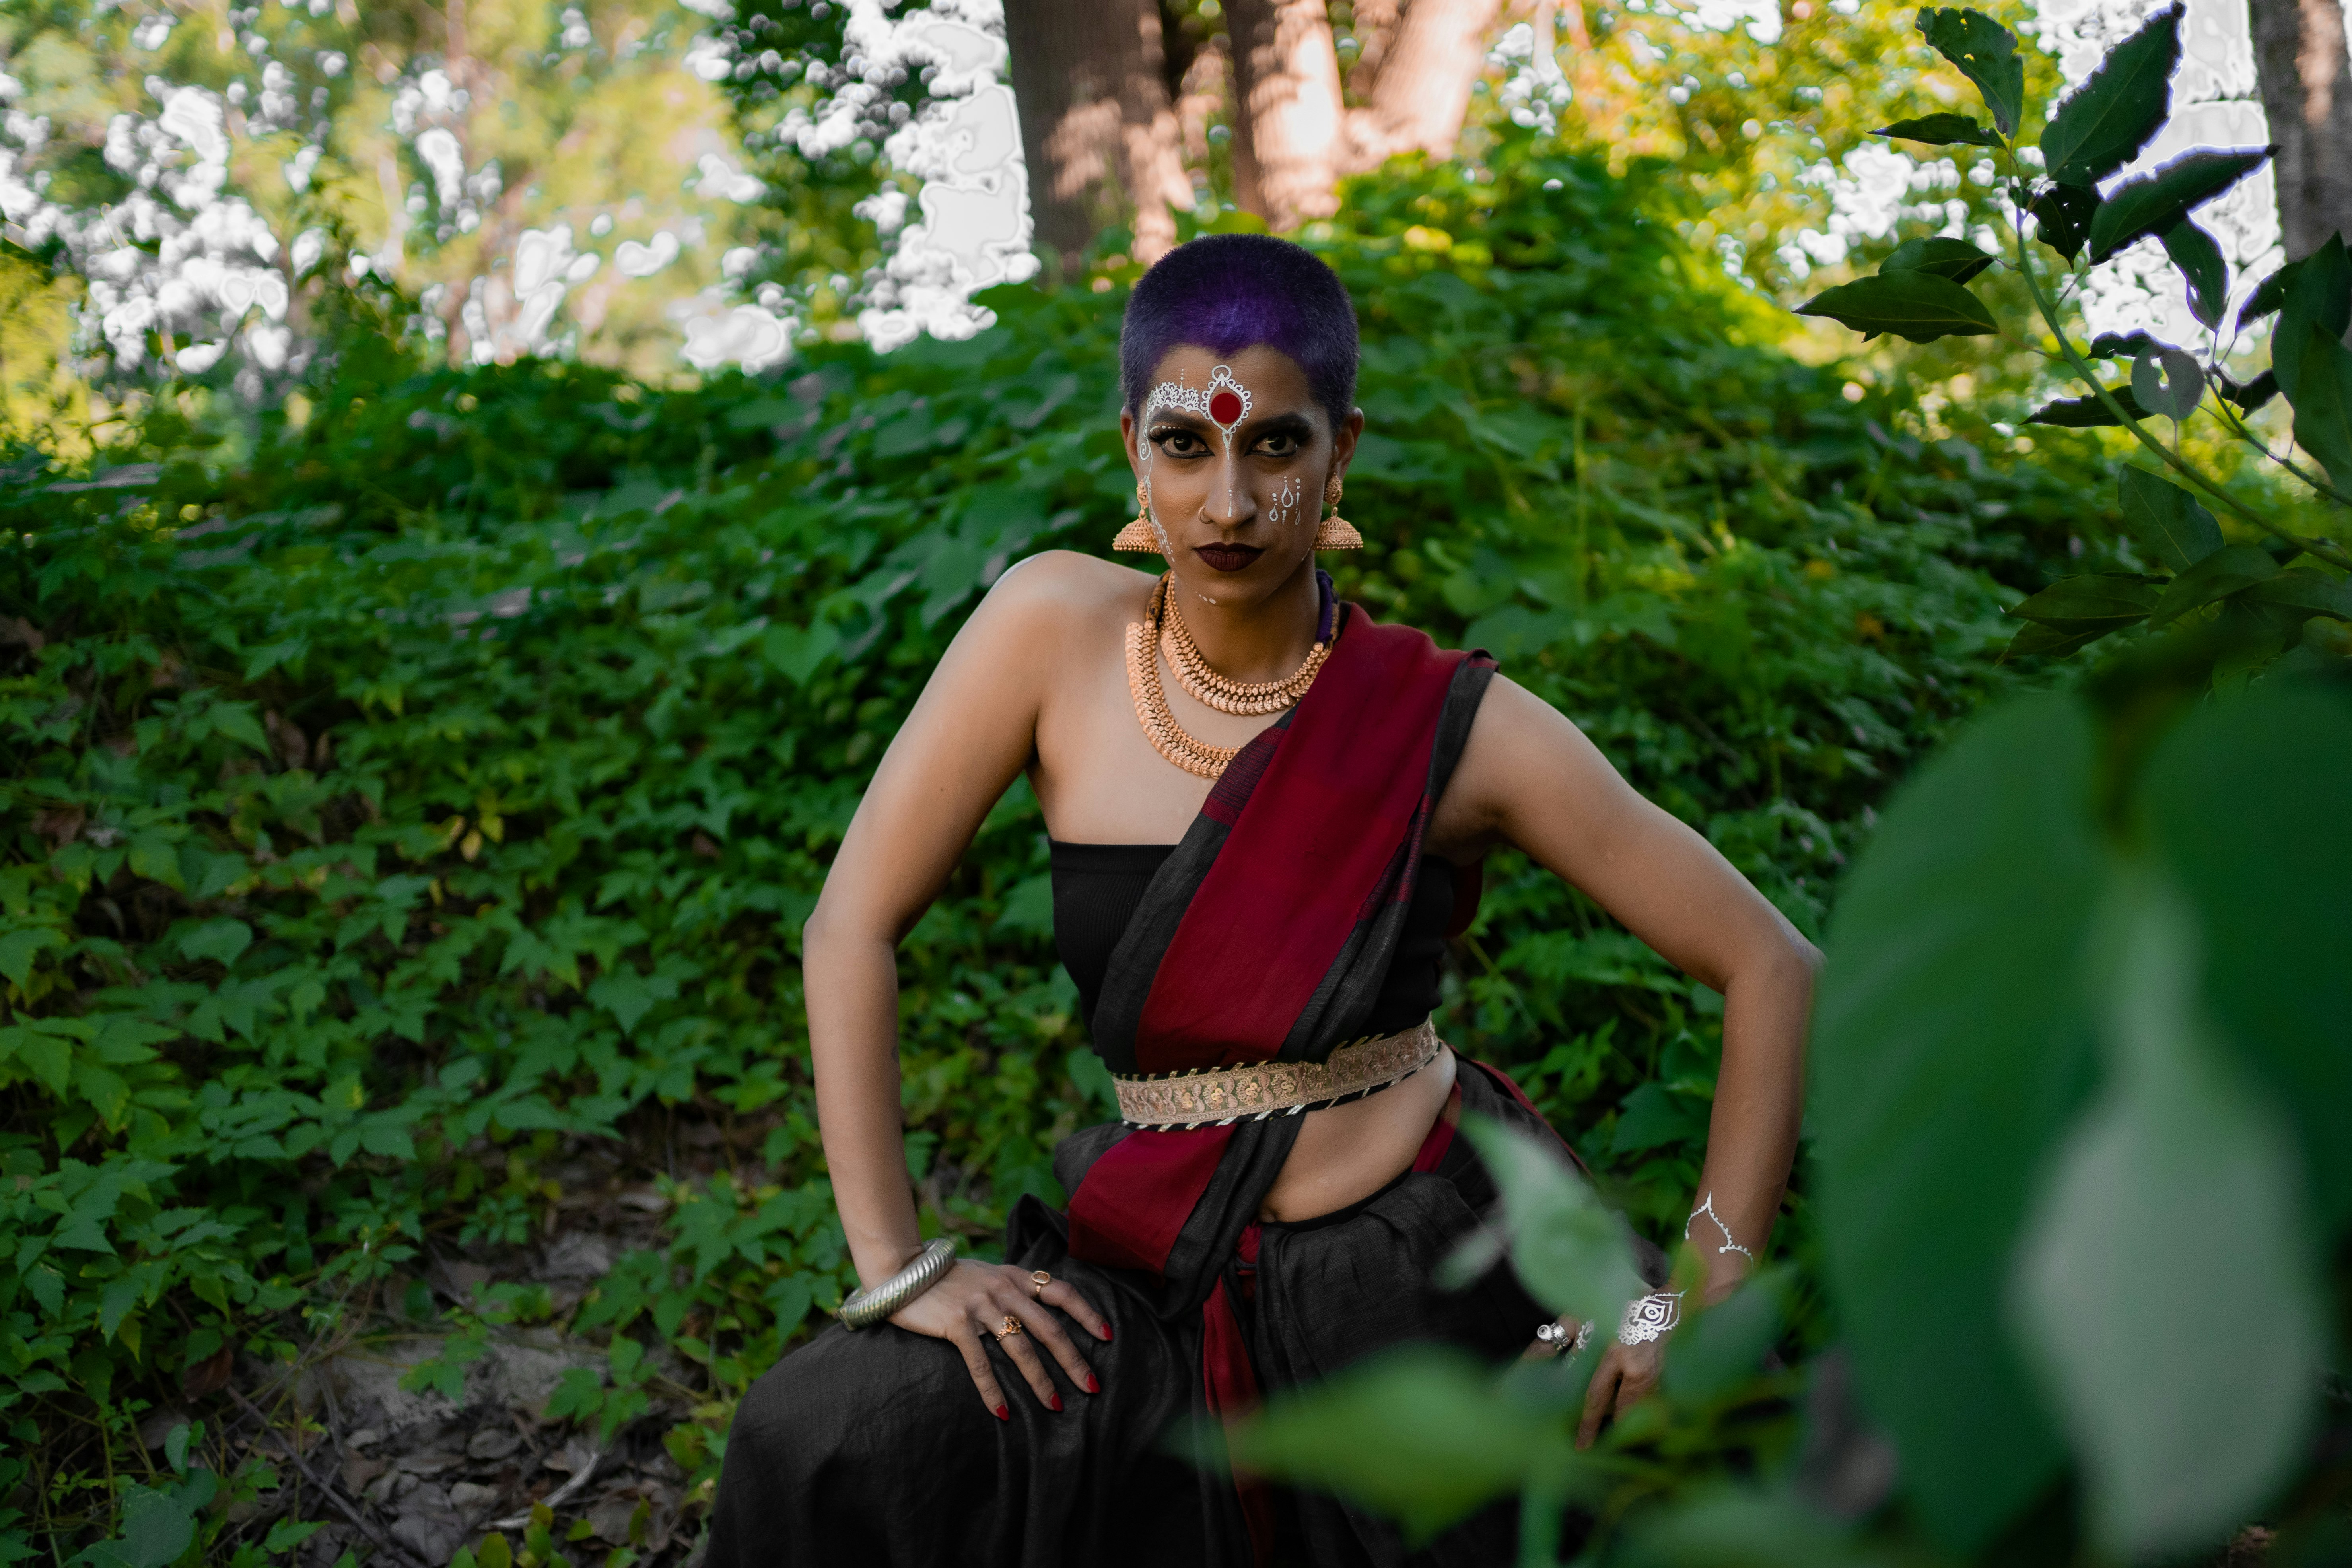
[1267,477,1301,527]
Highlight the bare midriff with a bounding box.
[1258,1044,1459,1222]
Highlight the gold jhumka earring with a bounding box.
[1315,475,1363,550]
[1112,481,1161,554]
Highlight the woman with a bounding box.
[707,235,1815,1566]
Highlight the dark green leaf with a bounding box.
[2218,369,2278,413]
[2144,685,2352,1226]
[2147,543,2279,628]
[2088,330,2160,360]
[2287,325,2352,492]
[2003,620,2122,659]
[2130,343,2204,420]
[2029,183,2101,260]
[2006,574,2161,625]
[2272,234,2350,400]
[1795,271,1998,343]
[2242,569,2352,620]
[1811,696,2101,1548]
[2117,467,2223,571]
[2026,383,2148,426]
[2039,2,2181,183]
[2159,219,2227,329]
[1882,235,1996,284]
[2087,147,2274,263]
[1917,8,2026,136]
[1875,113,2000,146]
[2237,261,2292,327]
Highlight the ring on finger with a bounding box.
[997,1315,1024,1339]
[1030,1271,1051,1300]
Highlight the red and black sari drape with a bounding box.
[706,609,1590,1568]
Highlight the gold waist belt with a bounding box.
[1112,1020,1444,1129]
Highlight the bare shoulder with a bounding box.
[1435,672,1630,850]
[960,549,1155,657]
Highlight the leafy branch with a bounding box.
[1795,2,2352,666]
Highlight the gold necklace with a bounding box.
[1163,587,1331,716]
[1125,573,1335,778]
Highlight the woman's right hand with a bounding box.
[888,1258,1112,1419]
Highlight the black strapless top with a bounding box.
[1048,840,1463,1043]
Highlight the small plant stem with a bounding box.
[2009,219,2352,571]
[2208,397,2352,509]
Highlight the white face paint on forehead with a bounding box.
[1141,363,1255,452]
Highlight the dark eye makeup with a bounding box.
[1147,412,1316,460]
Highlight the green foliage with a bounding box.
[2,133,2108,1560]
[1798,5,2351,676]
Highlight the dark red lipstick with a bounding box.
[1195,543,1263,573]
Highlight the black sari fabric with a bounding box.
[704,1062,1565,1567]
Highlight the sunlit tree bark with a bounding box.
[2246,0,2352,260]
[1225,0,1347,227]
[1004,0,1192,266]
[1337,0,1508,173]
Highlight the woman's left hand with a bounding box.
[1575,1338,1664,1448]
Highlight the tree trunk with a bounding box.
[2246,0,2352,260]
[1225,0,1347,228]
[1004,0,1192,268]
[1337,0,1508,174]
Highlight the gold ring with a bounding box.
[997,1315,1023,1338]
[1030,1271,1051,1299]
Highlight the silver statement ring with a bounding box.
[838,1238,958,1330]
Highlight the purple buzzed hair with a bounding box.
[1120,233,1359,433]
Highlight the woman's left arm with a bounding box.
[1439,676,1820,1445]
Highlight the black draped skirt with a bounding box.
[705,1062,1568,1568]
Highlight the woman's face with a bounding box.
[1120,342,1362,606]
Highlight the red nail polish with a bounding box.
[1102,1325,1114,1341]
[994,1404,1009,1422]
[1085,1374,1100,1394]
[1050,1394,1063,1412]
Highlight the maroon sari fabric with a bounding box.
[1065,608,1493,1290]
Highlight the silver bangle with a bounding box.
[839,1238,958,1329]
[1618,1290,1684,1345]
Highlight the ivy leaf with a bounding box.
[2130,344,2204,420]
[2006,575,2161,627]
[2029,183,2101,261]
[2027,383,2149,426]
[1795,272,1998,342]
[1918,8,2026,136]
[2147,544,2280,629]
[2158,220,2227,330]
[2287,324,2352,493]
[0,926,66,988]
[2038,2,2181,185]
[1876,113,2000,147]
[2087,148,2274,264]
[2117,468,2223,571]
[2271,234,2350,400]
[1882,235,1997,284]
[178,918,253,969]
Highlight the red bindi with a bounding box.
[1209,389,1244,426]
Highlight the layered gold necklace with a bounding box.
[1125,572,1336,778]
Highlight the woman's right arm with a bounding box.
[799,552,1115,1416]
